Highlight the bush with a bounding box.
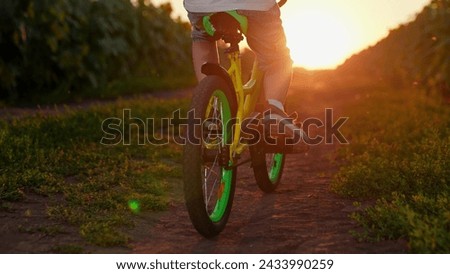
[337,0,450,96]
[0,0,193,104]
[333,89,450,253]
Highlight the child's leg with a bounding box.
[192,41,219,81]
[187,12,219,81]
[239,5,293,108]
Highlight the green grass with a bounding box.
[0,97,188,247]
[332,89,450,253]
[4,75,195,106]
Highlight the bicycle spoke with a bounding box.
[202,95,226,215]
[203,155,220,208]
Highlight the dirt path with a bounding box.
[133,144,405,253]
[0,71,407,253]
[131,71,407,254]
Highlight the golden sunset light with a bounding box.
[2,0,449,261]
[283,8,353,69]
[154,0,430,69]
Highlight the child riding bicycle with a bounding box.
[183,0,302,138]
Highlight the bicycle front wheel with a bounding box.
[183,76,237,238]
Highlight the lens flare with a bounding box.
[128,200,140,214]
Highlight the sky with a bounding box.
[151,0,431,69]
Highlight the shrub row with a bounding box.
[338,0,449,96]
[0,0,193,104]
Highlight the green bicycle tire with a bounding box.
[250,143,285,193]
[183,76,237,238]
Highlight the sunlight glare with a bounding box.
[150,0,430,70]
[284,9,353,70]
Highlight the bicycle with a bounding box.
[183,0,302,238]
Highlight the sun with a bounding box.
[283,9,353,70]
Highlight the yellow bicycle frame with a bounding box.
[226,51,265,160]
